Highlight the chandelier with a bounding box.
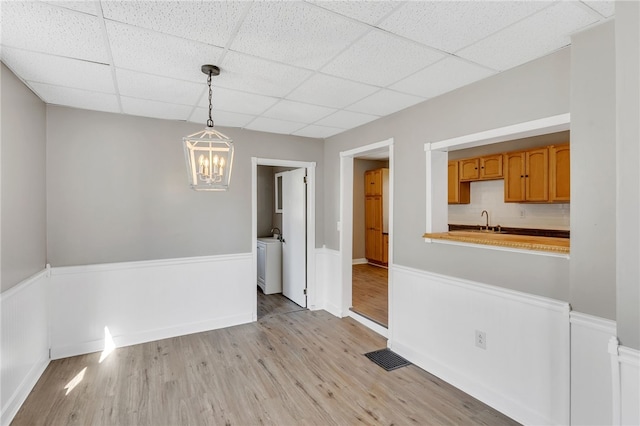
[182,65,234,191]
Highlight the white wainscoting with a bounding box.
[315,247,341,317]
[49,254,254,359]
[1,269,50,426]
[570,311,616,425]
[610,339,640,425]
[389,264,570,426]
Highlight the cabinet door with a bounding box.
[525,148,549,202]
[448,161,470,204]
[459,158,479,181]
[382,233,389,265]
[257,243,266,283]
[365,169,382,196]
[549,144,570,202]
[504,152,525,202]
[480,154,503,179]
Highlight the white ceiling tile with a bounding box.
[346,89,425,116]
[106,22,224,83]
[0,1,108,63]
[263,100,336,123]
[245,117,306,135]
[292,124,344,139]
[121,97,192,121]
[391,57,496,99]
[379,1,553,53]
[189,108,256,129]
[286,73,378,108]
[315,110,379,129]
[218,52,313,98]
[458,2,600,71]
[231,2,368,69]
[308,1,399,26]
[116,69,203,106]
[2,47,115,94]
[582,1,615,18]
[198,87,279,116]
[101,0,247,47]
[322,30,445,87]
[29,82,120,113]
[42,1,99,15]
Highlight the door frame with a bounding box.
[251,158,316,321]
[339,138,394,338]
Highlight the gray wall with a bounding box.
[615,2,640,350]
[1,64,47,292]
[257,166,275,238]
[325,48,571,301]
[46,106,324,266]
[352,159,388,260]
[570,21,617,320]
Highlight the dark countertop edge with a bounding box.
[448,224,570,239]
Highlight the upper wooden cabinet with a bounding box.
[459,158,479,181]
[549,144,570,202]
[479,154,503,179]
[504,148,549,202]
[448,161,470,204]
[365,169,383,196]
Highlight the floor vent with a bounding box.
[364,349,411,371]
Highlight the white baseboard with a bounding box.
[389,264,570,426]
[49,253,254,360]
[1,269,50,426]
[347,310,387,338]
[352,258,367,265]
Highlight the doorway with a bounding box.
[251,158,316,322]
[339,139,394,338]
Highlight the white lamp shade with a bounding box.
[182,127,234,191]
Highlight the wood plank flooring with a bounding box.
[351,263,388,327]
[12,293,518,426]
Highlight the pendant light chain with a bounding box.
[207,71,214,128]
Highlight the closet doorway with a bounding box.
[339,139,393,337]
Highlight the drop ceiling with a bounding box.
[0,1,613,139]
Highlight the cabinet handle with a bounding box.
[525,174,529,178]
[520,175,524,178]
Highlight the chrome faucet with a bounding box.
[481,210,489,230]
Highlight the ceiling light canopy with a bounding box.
[182,65,234,191]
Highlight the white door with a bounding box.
[281,168,307,307]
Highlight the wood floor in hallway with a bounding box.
[352,263,388,327]
[12,292,518,426]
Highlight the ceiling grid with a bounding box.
[0,0,614,138]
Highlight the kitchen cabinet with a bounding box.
[479,154,503,179]
[459,158,479,181]
[365,169,383,196]
[382,234,389,264]
[448,161,470,204]
[504,148,549,202]
[549,144,570,202]
[365,168,388,265]
[257,238,282,294]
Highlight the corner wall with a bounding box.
[0,63,47,292]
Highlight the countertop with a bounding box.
[423,231,570,254]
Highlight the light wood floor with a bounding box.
[352,263,388,327]
[12,294,518,426]
[257,288,305,320]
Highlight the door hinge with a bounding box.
[303,288,307,295]
[303,176,308,184]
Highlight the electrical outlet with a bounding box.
[475,330,487,350]
[519,209,526,218]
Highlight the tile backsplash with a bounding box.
[448,179,570,230]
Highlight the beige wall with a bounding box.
[569,21,617,320]
[46,106,324,266]
[1,64,47,291]
[325,48,572,301]
[615,1,640,349]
